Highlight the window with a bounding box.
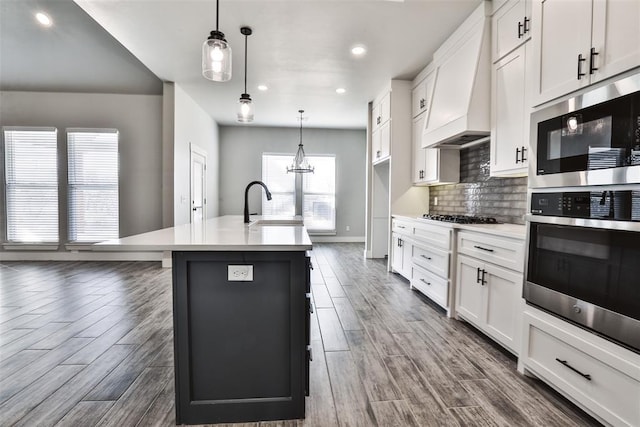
[262,153,336,233]
[3,127,59,243]
[302,156,336,232]
[261,154,295,217]
[67,129,119,242]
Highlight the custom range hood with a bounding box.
[422,3,491,149]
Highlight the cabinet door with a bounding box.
[591,0,640,84]
[378,92,391,126]
[412,114,426,183]
[456,254,484,324]
[372,128,381,163]
[493,0,530,62]
[423,148,439,183]
[491,43,529,176]
[379,120,391,160]
[484,262,523,353]
[401,239,413,278]
[391,234,404,274]
[531,0,592,106]
[412,80,427,118]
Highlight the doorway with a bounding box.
[190,143,207,223]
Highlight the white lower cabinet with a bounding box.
[521,307,640,427]
[456,254,522,353]
[410,221,454,314]
[455,230,525,355]
[391,233,412,279]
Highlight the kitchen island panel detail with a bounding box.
[172,251,308,425]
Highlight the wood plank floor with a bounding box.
[0,243,602,426]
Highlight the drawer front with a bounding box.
[524,317,640,426]
[457,231,524,272]
[392,218,413,235]
[411,265,448,309]
[412,243,449,278]
[413,222,452,251]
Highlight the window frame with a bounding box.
[2,126,60,249]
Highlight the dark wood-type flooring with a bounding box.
[0,243,601,426]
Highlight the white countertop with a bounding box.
[94,216,313,252]
[393,214,527,240]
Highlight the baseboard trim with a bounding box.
[309,236,365,243]
[0,251,162,262]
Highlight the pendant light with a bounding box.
[287,110,314,174]
[237,27,254,123]
[202,0,232,82]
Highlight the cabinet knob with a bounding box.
[376,150,381,158]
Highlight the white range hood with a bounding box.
[422,3,491,149]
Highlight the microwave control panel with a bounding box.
[531,191,640,221]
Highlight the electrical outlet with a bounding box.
[228,265,253,281]
[346,225,350,231]
[434,196,439,206]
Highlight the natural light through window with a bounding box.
[262,153,336,233]
[3,127,59,243]
[67,129,119,243]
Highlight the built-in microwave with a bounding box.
[529,72,640,189]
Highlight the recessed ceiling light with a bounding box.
[257,84,268,91]
[336,88,346,94]
[35,12,52,27]
[351,45,366,56]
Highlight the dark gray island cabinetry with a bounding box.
[93,216,313,425]
[172,251,311,424]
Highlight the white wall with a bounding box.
[0,90,163,248]
[170,84,220,226]
[219,125,366,240]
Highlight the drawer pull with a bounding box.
[473,245,494,253]
[419,278,431,286]
[306,293,313,313]
[307,345,313,362]
[397,225,406,229]
[420,254,432,260]
[555,358,591,381]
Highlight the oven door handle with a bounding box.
[525,214,640,232]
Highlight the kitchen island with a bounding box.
[95,216,313,425]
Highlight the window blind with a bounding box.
[3,127,59,243]
[303,156,336,232]
[67,129,119,243]
[262,154,296,217]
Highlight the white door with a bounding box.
[190,144,207,223]
[484,262,523,353]
[455,254,484,323]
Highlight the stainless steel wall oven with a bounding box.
[526,72,640,353]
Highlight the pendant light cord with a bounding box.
[244,32,248,94]
[299,111,303,144]
[215,0,219,31]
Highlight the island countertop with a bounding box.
[94,215,312,252]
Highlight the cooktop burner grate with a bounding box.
[422,214,498,224]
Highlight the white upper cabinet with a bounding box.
[492,0,532,62]
[412,115,427,183]
[531,0,640,106]
[590,0,640,84]
[411,70,437,118]
[372,91,391,132]
[372,120,391,164]
[491,43,530,176]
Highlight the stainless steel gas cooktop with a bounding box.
[421,214,498,224]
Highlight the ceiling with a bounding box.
[2,0,483,129]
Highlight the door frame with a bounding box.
[190,143,207,223]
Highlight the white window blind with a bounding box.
[262,154,296,217]
[67,129,119,243]
[3,127,59,243]
[303,156,336,232]
[262,153,336,232]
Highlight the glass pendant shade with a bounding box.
[237,94,254,123]
[202,31,232,82]
[287,110,314,173]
